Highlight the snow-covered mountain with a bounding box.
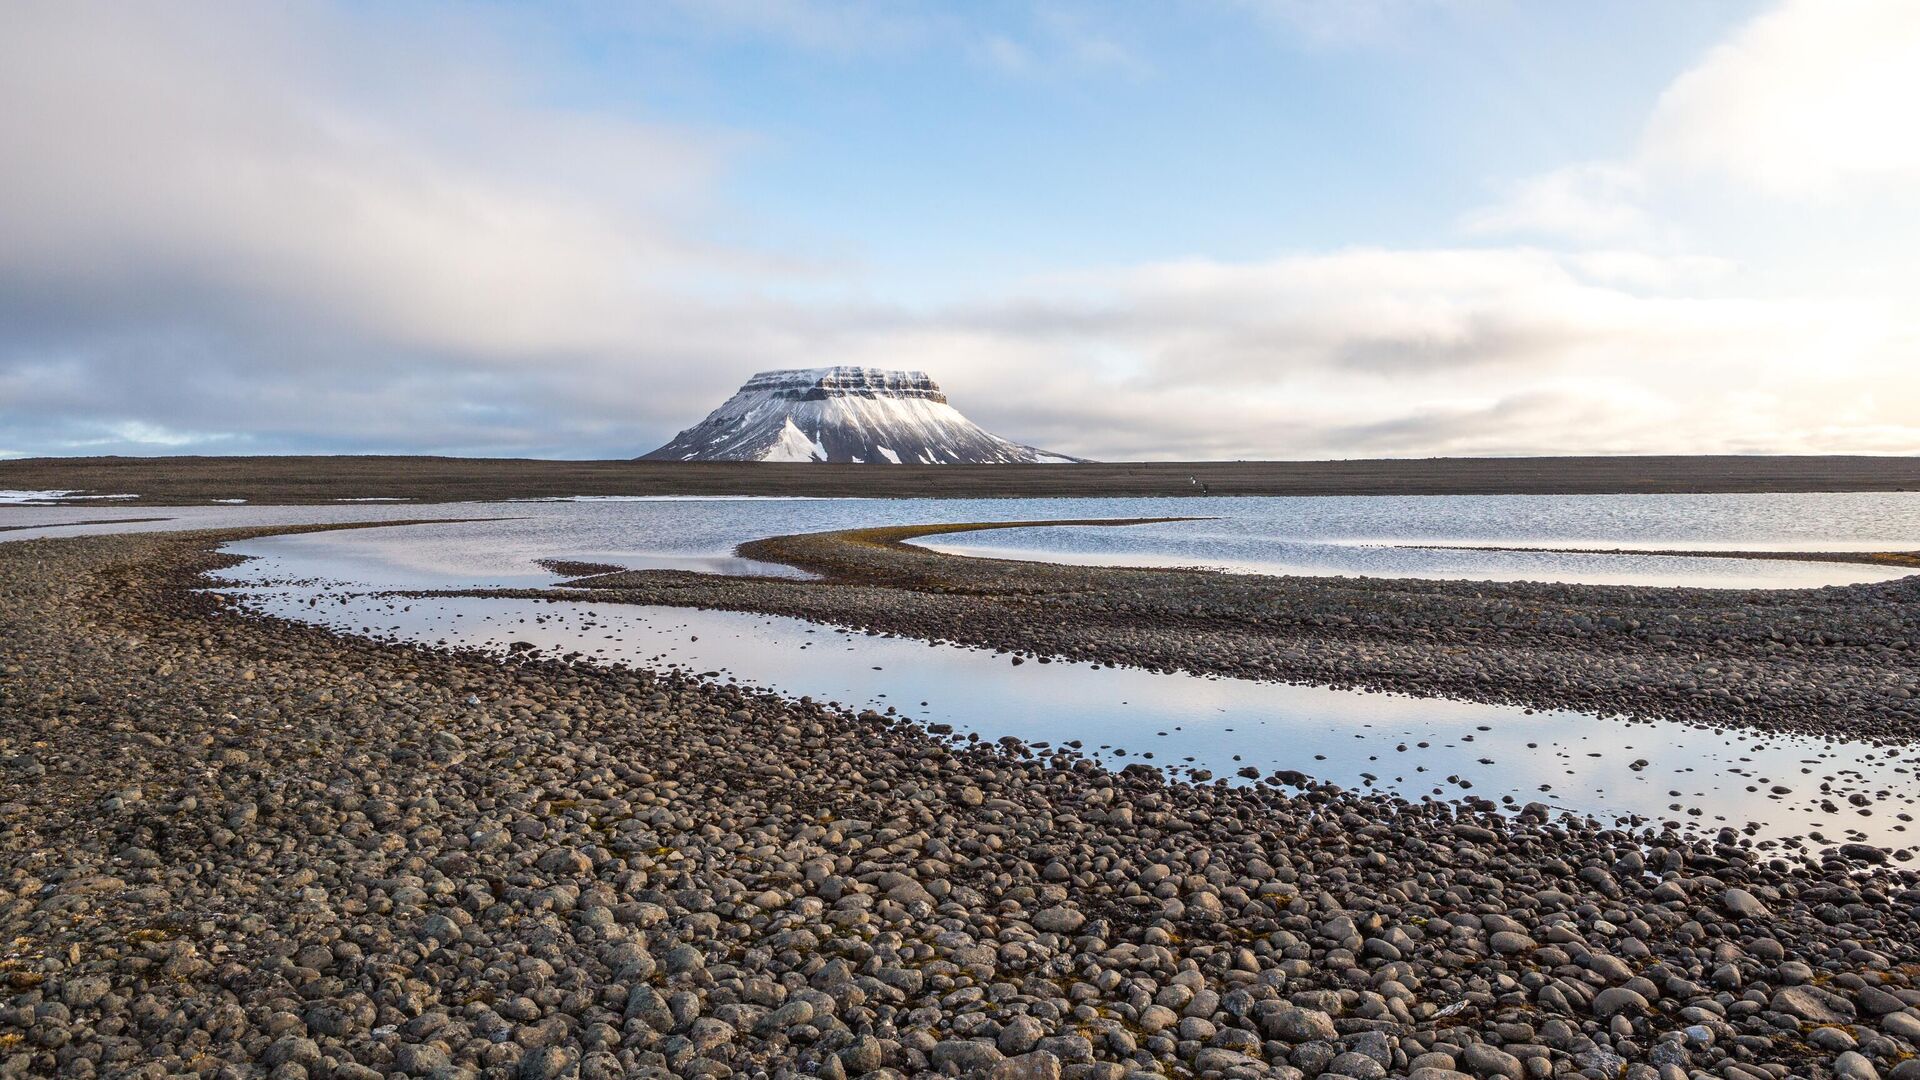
[642,368,1080,464]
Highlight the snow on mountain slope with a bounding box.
[641,367,1081,464]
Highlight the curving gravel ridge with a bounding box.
[472,520,1920,745]
[4,527,1920,1080]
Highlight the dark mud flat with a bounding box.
[8,453,1920,504]
[6,528,1920,1080]
[485,522,1920,744]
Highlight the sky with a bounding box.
[2,0,1918,461]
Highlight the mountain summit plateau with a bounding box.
[641,367,1078,464]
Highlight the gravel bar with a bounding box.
[4,526,1920,1080]
[455,520,1920,745]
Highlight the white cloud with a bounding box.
[970,6,1148,78]
[0,2,751,357]
[1470,0,1920,241]
[1559,252,1733,291]
[977,35,1036,73]
[0,1,770,452]
[918,248,1919,459]
[1642,0,1920,197]
[1461,163,1651,243]
[0,0,1913,461]
[1234,0,1477,47]
[646,0,935,53]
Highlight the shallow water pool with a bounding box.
[216,550,1920,853]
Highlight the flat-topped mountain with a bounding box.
[642,367,1078,464]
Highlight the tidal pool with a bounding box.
[10,489,1920,588]
[215,549,1920,854]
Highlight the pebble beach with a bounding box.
[3,524,1920,1080]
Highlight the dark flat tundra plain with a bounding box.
[3,454,1919,504]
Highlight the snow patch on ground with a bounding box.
[0,490,138,504]
[762,418,826,462]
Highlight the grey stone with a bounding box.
[516,1046,578,1080]
[59,976,111,1008]
[1592,987,1651,1019]
[931,1038,1005,1073]
[1489,931,1535,956]
[1326,1051,1387,1080]
[1883,1012,1920,1040]
[1835,1051,1880,1080]
[1032,906,1086,934]
[1261,1005,1338,1043]
[990,1051,1063,1080]
[999,1015,1046,1055]
[1462,1044,1525,1080]
[1772,986,1854,1024]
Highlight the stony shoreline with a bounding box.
[6,526,1920,1080]
[466,521,1920,745]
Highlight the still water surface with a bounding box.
[15,491,1916,588]
[210,513,1920,853]
[8,494,1917,850]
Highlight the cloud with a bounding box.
[1559,252,1733,291]
[0,1,781,455]
[1641,0,1920,197]
[966,6,1149,78]
[1470,0,1920,241]
[643,0,936,54]
[1461,164,1651,243]
[987,248,1772,382]
[1231,0,1480,47]
[0,0,1913,462]
[909,248,1918,460]
[0,3,748,358]
[640,0,1146,78]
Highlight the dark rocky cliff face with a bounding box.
[746,368,948,404]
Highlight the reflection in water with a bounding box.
[8,489,1920,588]
[216,556,1919,854]
[916,537,1911,589]
[10,496,1915,854]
